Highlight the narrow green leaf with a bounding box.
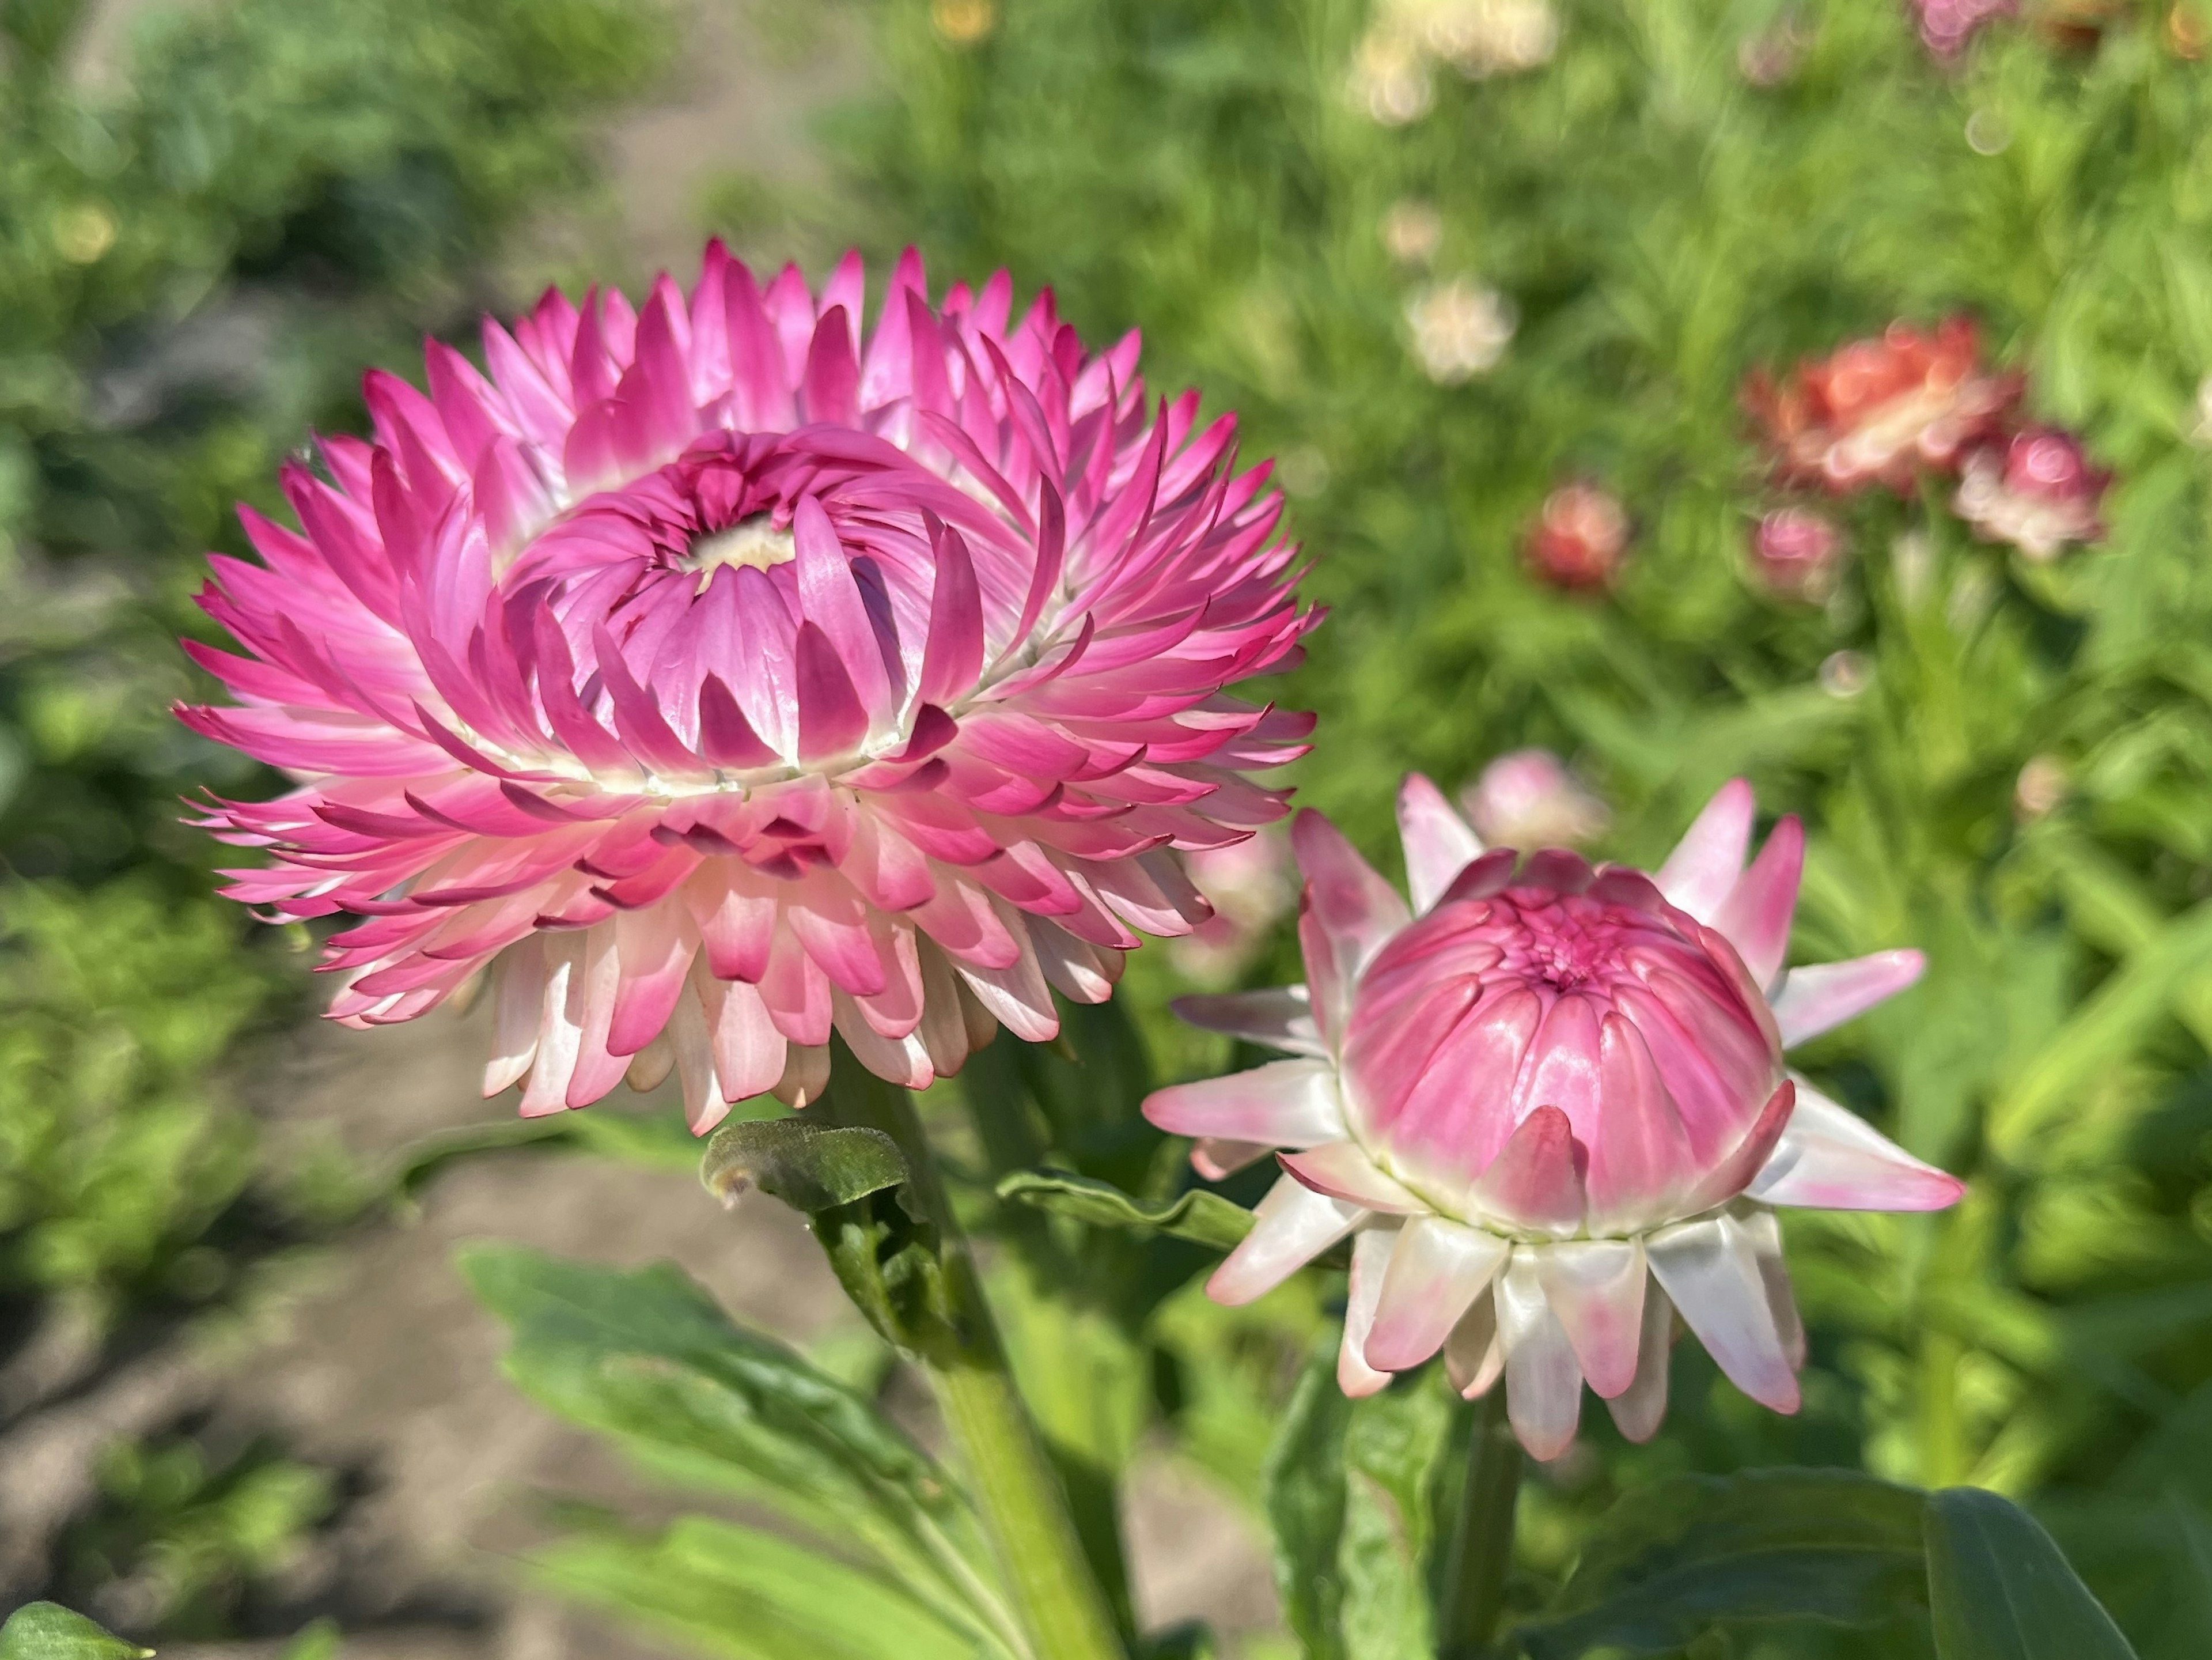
[0,1605,151,1660]
[1925,1487,2138,1660]
[997,1167,1255,1253]
[701,1118,908,1213]
[1262,1340,1351,1660]
[1513,1469,1931,1660]
[460,1245,1016,1654]
[535,1517,990,1660]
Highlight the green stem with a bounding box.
[830,1065,1127,1660]
[1440,1386,1524,1659]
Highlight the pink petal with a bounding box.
[1498,1250,1582,1460]
[1602,1279,1675,1443]
[1143,1057,1344,1147]
[1770,950,1926,1048]
[1748,1080,1964,1211]
[1169,986,1324,1056]
[1533,1239,1646,1400]
[1291,808,1410,1000]
[1338,1228,1396,1398]
[1582,1012,1698,1236]
[1207,1174,1366,1306]
[1365,1216,1509,1372]
[1654,778,1754,922]
[1713,814,1803,990]
[1397,772,1484,913]
[1646,1214,1800,1413]
[1279,1142,1427,1214]
[1468,1105,1586,1236]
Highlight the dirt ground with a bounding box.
[115,2,1285,1654]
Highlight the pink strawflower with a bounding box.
[1172,829,1297,987]
[1459,748,1608,849]
[1143,777,1960,1459]
[1910,0,2017,56]
[181,245,1317,1128]
[1751,506,1846,600]
[1747,318,2020,494]
[1525,483,1629,591]
[1954,426,2111,562]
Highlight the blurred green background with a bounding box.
[9,0,2212,1654]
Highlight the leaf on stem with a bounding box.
[1926,1487,2138,1660]
[702,1117,910,1213]
[0,1605,152,1660]
[997,1167,1256,1253]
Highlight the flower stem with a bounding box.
[1439,1386,1524,1659]
[828,1065,1127,1660]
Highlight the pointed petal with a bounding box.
[1447,1287,1504,1399]
[1713,815,1804,990]
[1366,1216,1509,1372]
[1291,808,1411,987]
[1646,1214,1800,1413]
[1142,1056,1345,1147]
[1771,950,1926,1047]
[1603,1279,1675,1443]
[1533,1239,1646,1400]
[1397,773,1484,914]
[1679,1080,1796,1215]
[1192,1138,1273,1179]
[1737,1207,1806,1370]
[1749,1079,1964,1211]
[1339,1228,1397,1397]
[1654,778,1755,922]
[1279,1141,1427,1214]
[1207,1174,1366,1306]
[1469,1105,1586,1236]
[1170,986,1325,1056]
[1584,1012,1698,1235]
[1498,1249,1582,1460]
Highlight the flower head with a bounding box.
[1748,318,2020,493]
[1910,0,2018,56]
[1143,777,1961,1458]
[1751,506,1846,601]
[1525,483,1629,591]
[1459,749,1609,849]
[1406,279,1515,384]
[182,245,1316,1128]
[1954,426,2110,561]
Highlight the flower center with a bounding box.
[679,513,795,591]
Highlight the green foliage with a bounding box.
[0,880,278,1310]
[1508,1470,2134,1660]
[462,1243,1028,1659]
[995,1166,1257,1253]
[0,1605,147,1660]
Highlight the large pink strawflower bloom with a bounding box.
[181,245,1316,1128]
[1143,777,1961,1459]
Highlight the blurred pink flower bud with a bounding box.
[1459,749,1609,849]
[1173,829,1298,986]
[1751,507,1846,600]
[1145,777,1961,1459]
[1526,483,1629,591]
[1954,426,2111,562]
[1910,0,2017,56]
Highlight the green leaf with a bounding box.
[997,1167,1255,1253]
[0,1605,152,1660]
[1262,1340,1351,1660]
[1513,1469,1933,1660]
[460,1244,1018,1657]
[1925,1487,2138,1660]
[534,1516,992,1660]
[1339,1375,1449,1660]
[700,1118,908,1213]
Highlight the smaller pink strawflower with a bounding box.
[1459,749,1608,849]
[1751,507,1846,601]
[1911,0,2017,56]
[1143,777,1961,1458]
[1954,426,2111,561]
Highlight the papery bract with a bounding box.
[182,245,1317,1129]
[1144,776,1961,1458]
